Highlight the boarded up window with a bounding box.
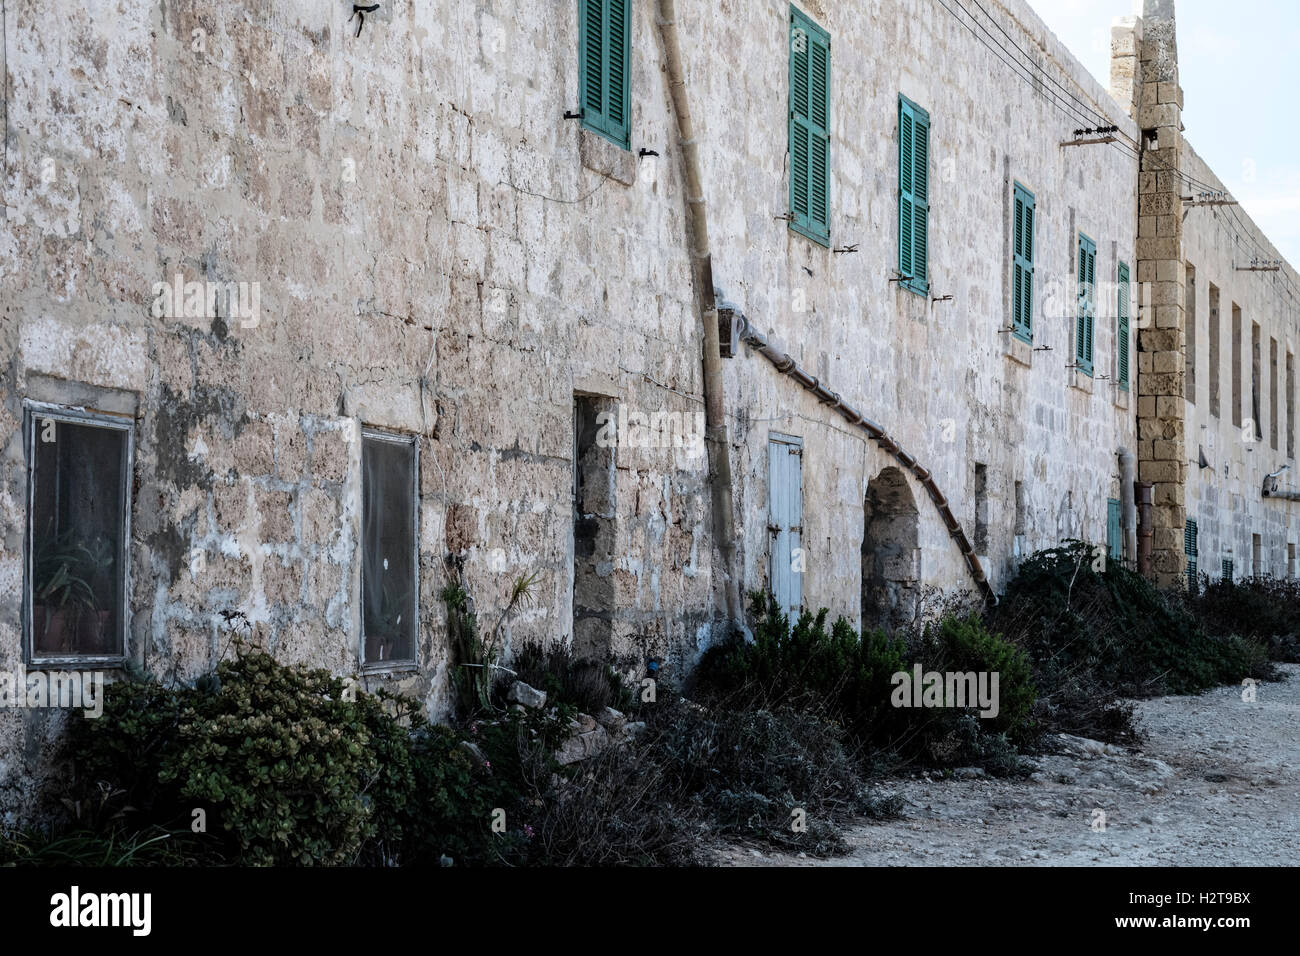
[361,431,418,666]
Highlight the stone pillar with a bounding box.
[1108,16,1143,116]
[1131,0,1187,587]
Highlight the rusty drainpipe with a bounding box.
[657,0,744,637]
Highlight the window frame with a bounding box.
[23,400,134,669]
[898,93,930,296]
[788,5,831,247]
[1011,181,1035,343]
[359,426,421,673]
[578,0,632,151]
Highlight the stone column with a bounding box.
[1108,16,1143,116]
[1133,0,1187,587]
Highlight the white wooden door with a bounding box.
[768,434,803,622]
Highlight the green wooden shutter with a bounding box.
[899,95,929,294]
[579,0,630,149]
[1107,498,1122,561]
[1185,519,1198,591]
[1117,261,1131,390]
[1076,234,1096,375]
[1012,183,1034,342]
[899,103,914,281]
[580,0,604,127]
[789,8,830,245]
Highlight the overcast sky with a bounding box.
[1028,0,1300,267]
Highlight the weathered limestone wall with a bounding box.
[1181,144,1300,579]
[2,0,1148,821]
[1110,3,1300,584]
[683,0,1139,625]
[0,0,714,820]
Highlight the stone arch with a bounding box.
[862,466,921,629]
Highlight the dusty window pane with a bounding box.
[362,435,416,664]
[29,416,127,658]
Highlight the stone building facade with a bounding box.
[1109,6,1300,587]
[0,0,1291,821]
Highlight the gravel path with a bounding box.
[714,664,1300,866]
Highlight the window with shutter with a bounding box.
[899,95,930,294]
[579,0,630,150]
[1117,261,1131,390]
[789,7,830,245]
[1076,233,1096,375]
[1185,519,1199,591]
[1011,183,1035,343]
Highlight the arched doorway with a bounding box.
[862,466,920,630]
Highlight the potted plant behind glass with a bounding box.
[32,526,111,655]
[76,536,115,654]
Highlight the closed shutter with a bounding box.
[790,8,830,245]
[1185,519,1199,591]
[1222,557,1233,582]
[1118,262,1131,390]
[1077,234,1096,375]
[1012,183,1035,342]
[1108,498,1122,561]
[899,96,930,293]
[579,0,630,149]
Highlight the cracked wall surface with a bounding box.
[9,0,1291,823]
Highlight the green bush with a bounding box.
[69,677,190,831]
[160,651,396,865]
[988,542,1258,741]
[695,592,909,746]
[694,593,1034,771]
[48,637,914,866]
[66,645,525,866]
[1185,576,1300,662]
[917,614,1037,745]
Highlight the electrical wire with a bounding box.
[932,0,1300,310]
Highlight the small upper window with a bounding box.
[25,405,132,664]
[361,430,418,668]
[579,0,631,149]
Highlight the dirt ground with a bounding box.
[714,664,1300,866]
